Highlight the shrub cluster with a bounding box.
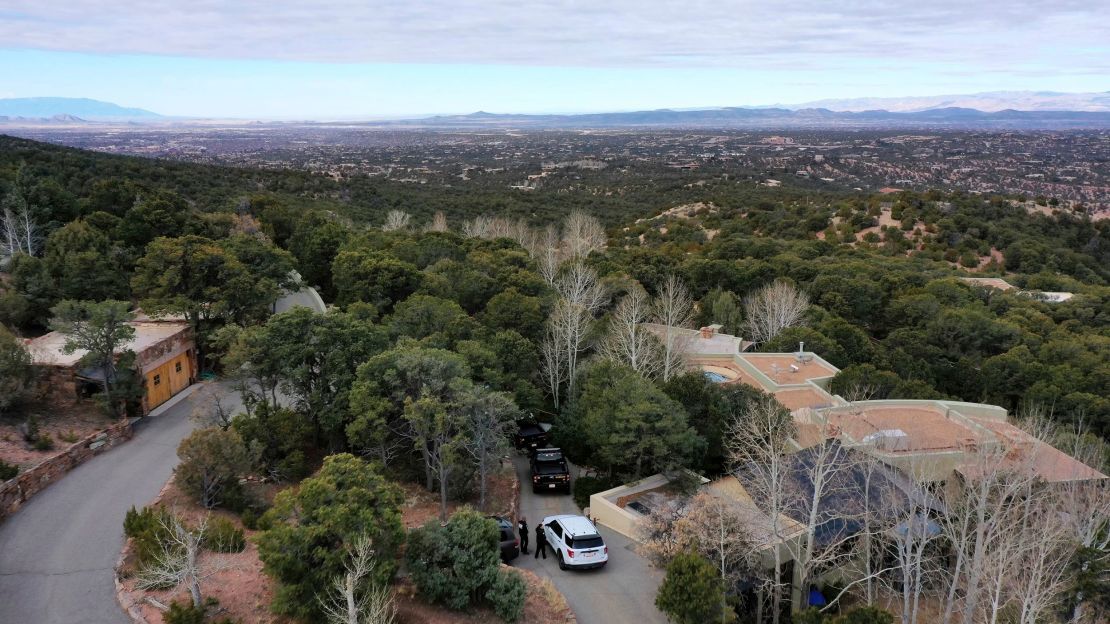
[0,460,18,482]
[203,516,245,553]
[123,505,178,568]
[405,508,526,622]
[571,475,617,510]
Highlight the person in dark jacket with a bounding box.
[534,522,548,559]
[518,517,530,554]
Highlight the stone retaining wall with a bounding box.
[0,419,133,521]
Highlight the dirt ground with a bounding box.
[117,479,291,624]
[118,461,558,624]
[401,462,518,528]
[0,399,113,469]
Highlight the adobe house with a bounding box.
[26,320,197,415]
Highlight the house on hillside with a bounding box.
[26,319,196,415]
[959,276,1075,302]
[601,323,1106,614]
[649,323,1106,485]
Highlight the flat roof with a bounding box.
[28,321,190,367]
[967,417,1107,482]
[706,476,805,548]
[960,277,1016,291]
[824,404,978,453]
[700,361,765,389]
[773,387,837,411]
[739,353,838,384]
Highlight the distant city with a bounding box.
[8,124,1108,216]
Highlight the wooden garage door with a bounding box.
[145,352,192,410]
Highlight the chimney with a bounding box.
[700,326,714,339]
[799,341,805,353]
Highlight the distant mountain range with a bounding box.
[390,107,1110,130]
[0,97,161,121]
[4,92,1110,129]
[788,90,1110,113]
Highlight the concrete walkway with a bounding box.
[510,455,668,624]
[0,383,236,624]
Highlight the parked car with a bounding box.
[530,447,571,493]
[515,419,550,452]
[489,515,519,563]
[541,514,608,570]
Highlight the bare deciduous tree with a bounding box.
[780,436,866,610]
[1022,416,1109,624]
[562,210,606,260]
[459,386,517,511]
[653,275,695,382]
[537,224,561,285]
[549,261,607,398]
[1011,497,1074,624]
[640,492,756,623]
[638,499,691,567]
[425,211,449,233]
[461,215,491,238]
[937,445,1040,624]
[319,535,396,624]
[682,493,758,609]
[744,280,809,344]
[539,317,568,409]
[189,384,235,430]
[869,461,945,624]
[726,395,795,624]
[599,283,662,378]
[1,204,41,258]
[136,515,212,608]
[381,210,412,232]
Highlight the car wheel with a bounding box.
[558,552,568,571]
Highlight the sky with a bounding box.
[0,0,1108,119]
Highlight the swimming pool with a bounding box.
[704,371,729,383]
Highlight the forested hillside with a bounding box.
[1,134,1107,436]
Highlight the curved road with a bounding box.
[0,393,662,624]
[0,385,225,624]
[511,455,669,624]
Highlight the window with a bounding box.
[550,523,563,538]
[175,362,182,373]
[569,535,604,549]
[153,375,161,386]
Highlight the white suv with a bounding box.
[542,514,608,570]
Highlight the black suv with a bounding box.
[530,447,570,493]
[515,419,550,453]
[489,515,519,562]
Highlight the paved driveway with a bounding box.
[510,455,668,624]
[0,384,236,624]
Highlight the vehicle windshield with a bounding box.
[569,535,604,549]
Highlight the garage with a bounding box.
[145,350,193,410]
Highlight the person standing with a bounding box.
[534,522,548,559]
[518,517,530,555]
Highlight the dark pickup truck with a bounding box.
[530,447,571,493]
[515,419,550,453]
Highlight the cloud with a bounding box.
[0,0,1107,76]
